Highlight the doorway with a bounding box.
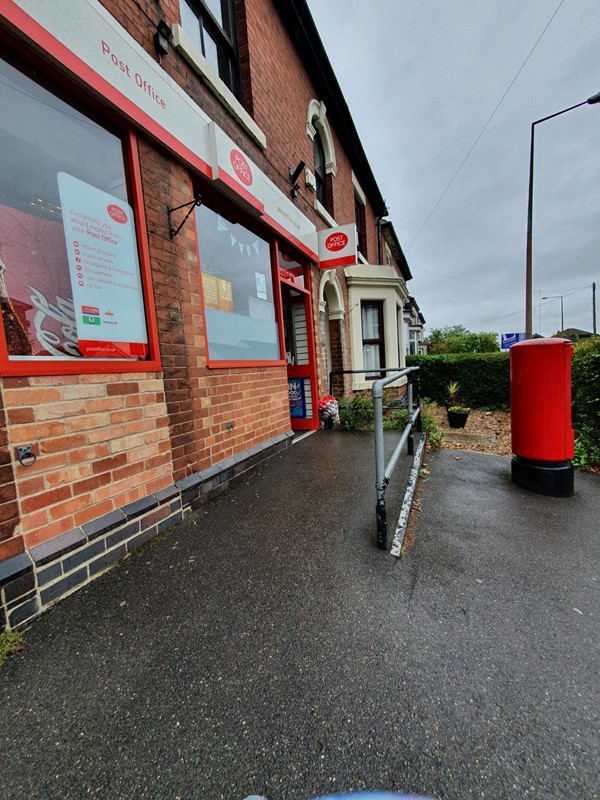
[279,266,318,431]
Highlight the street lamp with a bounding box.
[542,294,564,333]
[525,91,600,338]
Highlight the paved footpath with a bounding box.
[0,434,598,800]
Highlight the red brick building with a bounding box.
[0,0,413,628]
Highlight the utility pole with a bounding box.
[593,281,597,335]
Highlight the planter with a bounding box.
[447,409,469,429]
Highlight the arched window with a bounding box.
[313,130,327,209]
[307,99,337,216]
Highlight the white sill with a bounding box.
[172,24,267,150]
[314,199,337,227]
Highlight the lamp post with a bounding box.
[542,294,564,334]
[525,91,600,338]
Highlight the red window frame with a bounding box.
[0,44,161,377]
[193,182,287,370]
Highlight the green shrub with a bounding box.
[421,406,443,449]
[336,392,443,451]
[383,409,408,430]
[572,337,600,469]
[338,392,375,430]
[407,352,510,409]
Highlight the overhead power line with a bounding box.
[406,0,567,253]
[411,265,517,292]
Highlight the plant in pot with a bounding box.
[446,381,470,429]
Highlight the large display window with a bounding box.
[0,55,158,374]
[196,201,282,364]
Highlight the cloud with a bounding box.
[306,0,600,336]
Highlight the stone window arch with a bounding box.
[307,99,337,178]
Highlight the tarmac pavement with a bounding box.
[0,432,598,800]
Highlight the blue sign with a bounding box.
[288,378,306,418]
[501,332,525,350]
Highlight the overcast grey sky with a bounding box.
[306,0,600,339]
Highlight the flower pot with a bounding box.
[447,410,469,429]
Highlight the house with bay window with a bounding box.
[404,296,427,356]
[0,0,417,628]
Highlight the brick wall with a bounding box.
[243,0,381,260]
[0,386,21,562]
[138,137,291,481]
[1,373,172,549]
[0,0,388,567]
[97,0,383,259]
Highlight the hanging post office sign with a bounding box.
[318,223,357,270]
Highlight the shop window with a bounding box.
[196,202,280,363]
[180,0,240,98]
[361,301,385,378]
[0,56,154,372]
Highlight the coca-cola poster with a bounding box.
[0,203,80,358]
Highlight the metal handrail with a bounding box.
[328,366,413,396]
[372,367,421,550]
[324,366,421,550]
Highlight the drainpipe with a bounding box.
[376,216,383,265]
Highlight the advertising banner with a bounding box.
[288,377,307,418]
[318,223,357,269]
[57,172,148,357]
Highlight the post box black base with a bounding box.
[511,456,574,497]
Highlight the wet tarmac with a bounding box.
[0,433,598,800]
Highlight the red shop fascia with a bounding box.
[0,0,328,431]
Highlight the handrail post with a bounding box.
[414,373,423,432]
[407,381,414,456]
[372,379,387,550]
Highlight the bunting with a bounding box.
[218,214,261,257]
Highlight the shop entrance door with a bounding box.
[281,280,318,430]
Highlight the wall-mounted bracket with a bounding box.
[167,193,202,239]
[16,445,37,467]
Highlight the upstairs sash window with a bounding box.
[180,0,240,98]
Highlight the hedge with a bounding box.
[406,352,510,408]
[571,337,600,468]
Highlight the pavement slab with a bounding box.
[0,435,598,800]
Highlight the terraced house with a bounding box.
[0,0,415,628]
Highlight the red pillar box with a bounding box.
[510,338,574,496]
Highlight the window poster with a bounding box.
[202,274,220,310]
[288,377,307,418]
[0,203,77,359]
[216,278,234,312]
[57,172,148,357]
[202,274,234,312]
[255,272,267,301]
